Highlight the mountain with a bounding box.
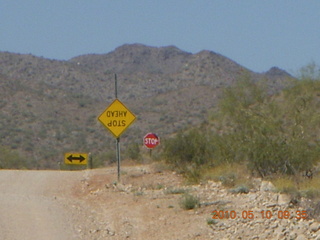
[0,44,295,169]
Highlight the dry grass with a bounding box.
[202,162,250,188]
[272,174,320,200]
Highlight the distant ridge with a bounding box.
[265,66,293,78]
[71,44,192,74]
[0,44,295,169]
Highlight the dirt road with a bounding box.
[0,165,211,240]
[0,165,318,240]
[0,167,192,240]
[0,170,84,240]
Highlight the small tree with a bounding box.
[215,74,319,177]
[163,127,214,174]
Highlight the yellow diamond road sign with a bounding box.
[98,99,136,138]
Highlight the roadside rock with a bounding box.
[260,181,276,192]
[277,193,291,206]
[310,222,320,232]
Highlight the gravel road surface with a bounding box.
[0,170,84,240]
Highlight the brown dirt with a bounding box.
[0,163,212,240]
[0,163,316,240]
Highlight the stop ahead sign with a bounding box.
[144,133,160,149]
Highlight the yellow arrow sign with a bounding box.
[64,153,88,165]
[98,99,136,138]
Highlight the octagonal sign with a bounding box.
[144,133,160,149]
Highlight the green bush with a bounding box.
[125,142,141,160]
[93,151,115,167]
[179,193,200,210]
[163,127,214,171]
[213,75,320,177]
[163,65,320,180]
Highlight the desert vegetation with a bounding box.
[163,65,320,198]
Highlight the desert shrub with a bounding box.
[125,142,141,160]
[93,151,115,167]
[297,61,320,81]
[184,166,203,184]
[162,126,215,183]
[179,193,200,210]
[162,65,320,181]
[163,127,214,171]
[214,75,320,177]
[229,185,250,194]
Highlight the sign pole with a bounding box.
[115,74,121,182]
[99,74,135,182]
[116,137,120,181]
[115,74,118,99]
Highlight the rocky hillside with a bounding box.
[0,44,295,169]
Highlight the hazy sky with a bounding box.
[1,1,319,73]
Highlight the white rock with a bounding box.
[310,222,320,232]
[277,193,290,205]
[260,181,276,192]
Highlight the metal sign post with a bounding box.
[115,74,120,182]
[116,137,120,181]
[98,74,136,182]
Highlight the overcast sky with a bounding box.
[1,0,319,73]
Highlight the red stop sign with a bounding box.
[143,133,160,149]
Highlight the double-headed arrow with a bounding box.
[67,154,86,163]
[64,153,88,165]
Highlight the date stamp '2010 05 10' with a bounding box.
[212,210,308,220]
